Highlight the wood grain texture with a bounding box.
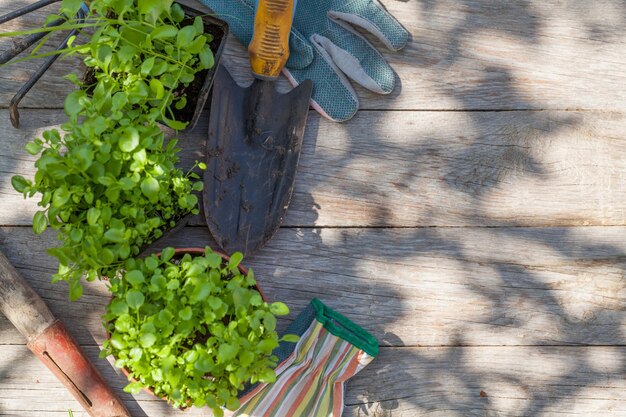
[2,109,626,227]
[2,345,626,417]
[2,0,626,111]
[1,225,626,347]
[0,250,54,340]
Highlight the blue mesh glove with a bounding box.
[197,0,408,122]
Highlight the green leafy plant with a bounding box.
[12,93,204,299]
[1,0,215,128]
[101,247,295,416]
[9,0,218,299]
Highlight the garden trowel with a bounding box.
[203,0,313,256]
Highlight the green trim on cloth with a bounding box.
[311,298,379,357]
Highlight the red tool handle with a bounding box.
[0,250,131,417]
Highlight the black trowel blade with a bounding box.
[203,65,313,256]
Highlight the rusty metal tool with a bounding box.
[0,250,131,417]
[203,0,313,256]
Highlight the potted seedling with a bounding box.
[101,247,294,416]
[79,0,228,131]
[10,0,229,299]
[1,0,228,131]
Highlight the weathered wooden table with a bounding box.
[2,1,626,416]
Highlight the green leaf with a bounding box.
[33,211,47,234]
[117,45,136,63]
[25,141,43,155]
[145,256,159,271]
[263,313,276,332]
[151,59,168,76]
[188,35,207,54]
[105,187,120,203]
[110,299,128,315]
[48,247,72,265]
[149,78,164,99]
[193,16,204,34]
[206,252,221,269]
[110,333,126,350]
[239,351,254,367]
[70,228,83,243]
[87,207,100,226]
[69,279,83,301]
[126,289,145,309]
[140,56,155,76]
[101,248,114,264]
[151,25,177,39]
[129,347,143,361]
[140,177,160,200]
[174,96,187,110]
[140,332,156,347]
[11,175,29,193]
[96,44,113,68]
[64,91,83,117]
[198,162,207,170]
[194,356,213,373]
[162,117,187,131]
[176,26,196,49]
[226,397,240,411]
[199,45,214,69]
[171,2,184,21]
[281,334,300,343]
[179,306,192,321]
[258,368,276,384]
[74,145,94,171]
[228,252,243,269]
[112,92,128,110]
[161,247,175,262]
[138,0,156,15]
[104,228,125,243]
[126,270,145,286]
[119,127,139,152]
[270,302,289,316]
[52,186,71,208]
[217,343,238,364]
[60,0,83,18]
[123,381,144,394]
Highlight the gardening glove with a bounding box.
[235,299,379,416]
[196,0,408,122]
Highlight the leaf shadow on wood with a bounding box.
[272,1,626,415]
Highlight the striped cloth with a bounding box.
[234,299,378,417]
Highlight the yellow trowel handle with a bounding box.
[248,0,295,79]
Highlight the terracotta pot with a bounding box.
[106,247,267,403]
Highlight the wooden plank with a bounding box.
[2,1,626,111]
[1,225,626,347]
[2,345,626,416]
[2,109,626,227]
[344,346,626,417]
